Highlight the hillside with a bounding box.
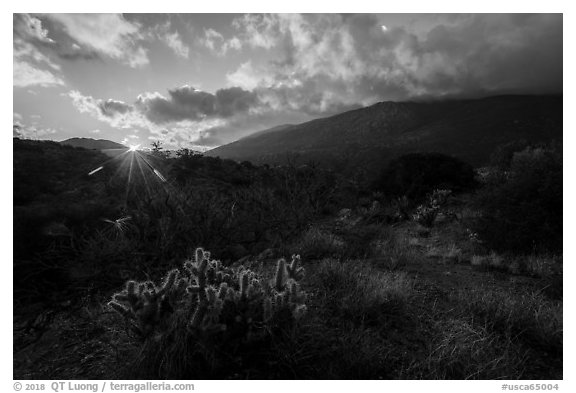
[207,95,562,173]
[59,137,126,150]
[13,137,562,380]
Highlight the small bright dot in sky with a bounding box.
[381,25,388,32]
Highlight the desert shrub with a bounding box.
[391,195,411,221]
[489,139,531,170]
[473,146,562,253]
[374,153,476,200]
[371,230,425,270]
[108,248,307,378]
[331,224,383,259]
[412,189,452,228]
[412,205,438,228]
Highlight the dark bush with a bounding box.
[473,146,562,253]
[374,153,476,200]
[489,139,531,170]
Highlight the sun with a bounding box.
[128,144,140,152]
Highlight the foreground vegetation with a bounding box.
[13,138,562,379]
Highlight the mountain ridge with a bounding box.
[59,137,126,150]
[206,95,562,174]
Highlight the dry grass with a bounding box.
[292,227,345,259]
[313,259,413,325]
[454,287,563,355]
[414,319,528,379]
[426,243,463,262]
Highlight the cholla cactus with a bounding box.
[286,254,305,281]
[412,189,452,228]
[413,204,439,228]
[429,189,452,207]
[267,255,307,321]
[108,268,180,336]
[109,247,307,341]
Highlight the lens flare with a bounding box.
[128,144,140,152]
[88,166,104,176]
[153,169,167,182]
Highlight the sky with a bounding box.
[12,13,563,150]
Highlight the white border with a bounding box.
[3,2,572,391]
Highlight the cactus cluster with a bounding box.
[108,248,307,341]
[412,189,452,228]
[429,189,452,206]
[108,268,183,336]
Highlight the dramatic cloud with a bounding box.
[13,15,66,88]
[134,85,259,124]
[66,90,139,129]
[66,86,261,147]
[68,85,259,125]
[13,13,100,63]
[99,99,134,117]
[45,14,149,67]
[16,14,562,150]
[227,14,563,114]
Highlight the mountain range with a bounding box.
[206,95,562,175]
[59,137,126,150]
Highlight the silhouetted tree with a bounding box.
[474,145,562,253]
[374,153,476,200]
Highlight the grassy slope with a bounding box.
[13,194,562,380]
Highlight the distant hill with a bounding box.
[59,137,126,150]
[206,95,562,175]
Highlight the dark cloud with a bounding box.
[64,14,562,150]
[135,86,261,124]
[215,87,259,117]
[98,99,133,117]
[229,13,562,115]
[168,86,217,116]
